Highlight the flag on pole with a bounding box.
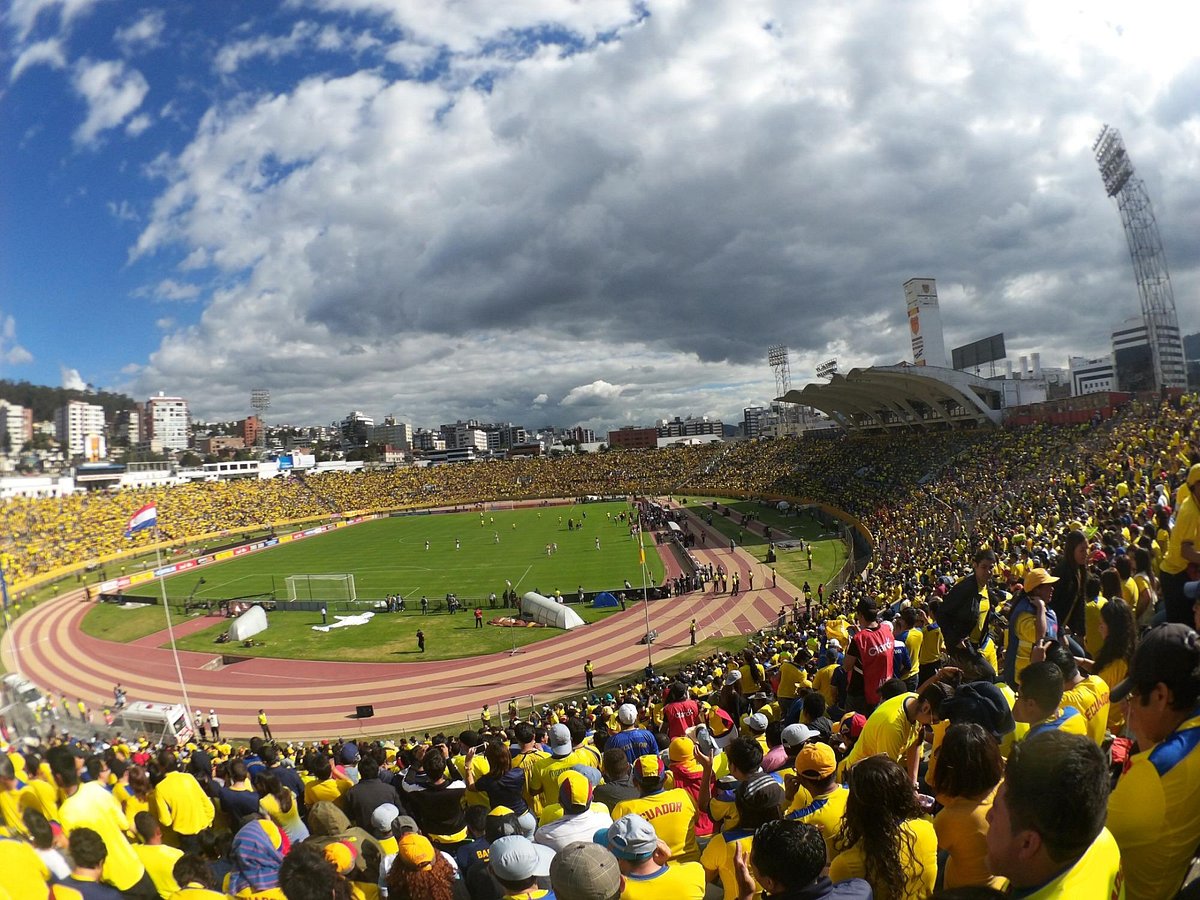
[0,558,11,612]
[638,540,645,566]
[125,503,158,538]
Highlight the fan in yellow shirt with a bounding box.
[611,756,699,864]
[1013,661,1088,741]
[783,742,847,862]
[594,813,706,900]
[1106,623,1200,900]
[132,811,183,899]
[928,723,1006,891]
[829,755,937,900]
[985,730,1123,899]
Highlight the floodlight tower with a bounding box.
[250,389,270,450]
[1093,125,1186,389]
[768,344,793,433]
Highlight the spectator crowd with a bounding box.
[1,391,1199,899]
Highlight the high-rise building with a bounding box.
[145,393,191,452]
[371,416,412,451]
[1111,318,1158,393]
[0,400,32,454]
[337,411,374,448]
[657,416,724,438]
[55,400,107,458]
[1069,356,1116,396]
[743,406,769,438]
[903,277,948,367]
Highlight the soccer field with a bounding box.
[159,501,663,603]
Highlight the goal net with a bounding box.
[285,574,357,602]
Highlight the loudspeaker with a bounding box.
[355,704,375,719]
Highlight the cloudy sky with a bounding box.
[2,0,1197,431]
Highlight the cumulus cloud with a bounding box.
[114,9,165,55]
[60,365,87,390]
[125,0,1199,426]
[72,58,150,146]
[1,313,34,366]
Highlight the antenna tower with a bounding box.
[250,389,271,450]
[1093,125,1186,389]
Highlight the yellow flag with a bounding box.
[638,542,645,566]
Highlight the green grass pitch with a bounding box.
[161,501,661,603]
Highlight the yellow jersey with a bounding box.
[619,861,706,900]
[785,785,848,862]
[841,693,919,773]
[829,817,938,900]
[1015,827,1124,899]
[933,791,1005,891]
[1107,709,1200,900]
[1061,676,1110,746]
[700,827,759,900]
[612,788,699,863]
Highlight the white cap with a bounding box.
[617,704,638,726]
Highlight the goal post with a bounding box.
[285,574,357,602]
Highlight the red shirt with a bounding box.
[663,699,701,739]
[849,621,894,706]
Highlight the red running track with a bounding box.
[1,540,793,740]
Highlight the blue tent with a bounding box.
[592,591,620,608]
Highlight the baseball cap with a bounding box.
[594,813,658,861]
[617,703,639,726]
[794,742,837,779]
[738,773,785,812]
[723,670,742,687]
[941,681,1016,737]
[781,723,819,749]
[392,815,419,834]
[839,712,867,740]
[668,737,696,763]
[745,712,769,733]
[827,638,842,650]
[1111,624,1200,702]
[551,844,622,900]
[1023,568,1060,592]
[395,833,435,870]
[1185,580,1199,601]
[370,803,400,834]
[632,754,664,782]
[548,723,573,756]
[340,742,360,763]
[490,835,554,881]
[559,769,594,811]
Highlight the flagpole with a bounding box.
[638,520,652,675]
[153,528,194,723]
[0,561,17,678]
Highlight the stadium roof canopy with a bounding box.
[780,364,1003,432]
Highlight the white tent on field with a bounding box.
[521,592,585,629]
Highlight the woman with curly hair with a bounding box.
[1080,596,1136,734]
[385,832,459,900]
[929,723,1005,891]
[830,755,937,900]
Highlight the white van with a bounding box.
[117,701,194,745]
[1,673,43,712]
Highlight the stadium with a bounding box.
[3,387,1200,899]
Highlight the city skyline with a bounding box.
[2,0,1199,430]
